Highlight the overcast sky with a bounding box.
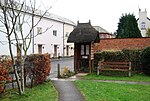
[37,0,150,33]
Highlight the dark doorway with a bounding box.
[54,45,57,57]
[66,45,69,56]
[38,44,42,54]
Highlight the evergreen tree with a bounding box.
[116,14,142,38]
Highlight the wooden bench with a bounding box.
[97,61,131,77]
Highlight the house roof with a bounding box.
[34,11,76,26]
[93,26,109,33]
[137,17,150,21]
[44,13,76,26]
[67,21,100,43]
[12,1,76,26]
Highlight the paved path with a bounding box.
[52,80,85,101]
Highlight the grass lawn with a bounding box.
[75,80,150,101]
[83,73,150,82]
[0,81,57,101]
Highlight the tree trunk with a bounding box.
[8,37,23,95]
[21,59,25,93]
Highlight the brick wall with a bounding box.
[94,37,150,52]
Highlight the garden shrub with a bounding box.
[61,67,75,78]
[0,58,12,96]
[24,53,51,86]
[140,47,150,75]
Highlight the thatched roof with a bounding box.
[67,21,100,43]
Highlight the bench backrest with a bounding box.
[99,61,131,69]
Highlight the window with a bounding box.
[65,32,69,37]
[81,45,90,55]
[16,23,21,31]
[37,27,42,34]
[81,45,84,55]
[86,45,89,55]
[53,30,57,36]
[141,22,146,30]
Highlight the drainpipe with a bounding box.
[32,12,34,53]
[63,23,65,57]
[32,0,35,54]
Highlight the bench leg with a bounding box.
[97,68,99,75]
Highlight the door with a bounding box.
[79,44,90,72]
[54,45,57,57]
[66,45,69,56]
[38,44,42,54]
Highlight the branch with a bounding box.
[10,25,53,42]
[9,1,24,36]
[40,25,53,35]
[0,29,7,34]
[2,7,10,36]
[0,41,8,45]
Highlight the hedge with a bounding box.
[0,58,12,96]
[140,47,150,75]
[94,49,142,72]
[24,53,51,87]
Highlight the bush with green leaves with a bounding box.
[140,47,150,75]
[94,50,142,72]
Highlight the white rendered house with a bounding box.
[0,2,76,58]
[34,13,76,58]
[138,9,150,37]
[63,24,75,57]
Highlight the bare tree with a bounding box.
[0,0,52,95]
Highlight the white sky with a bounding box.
[37,0,150,33]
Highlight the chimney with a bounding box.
[89,20,91,24]
[77,20,79,25]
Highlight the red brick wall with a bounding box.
[94,37,150,52]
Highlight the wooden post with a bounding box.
[129,62,131,77]
[89,58,91,73]
[74,43,78,73]
[97,61,101,75]
[57,64,61,78]
[91,60,94,72]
